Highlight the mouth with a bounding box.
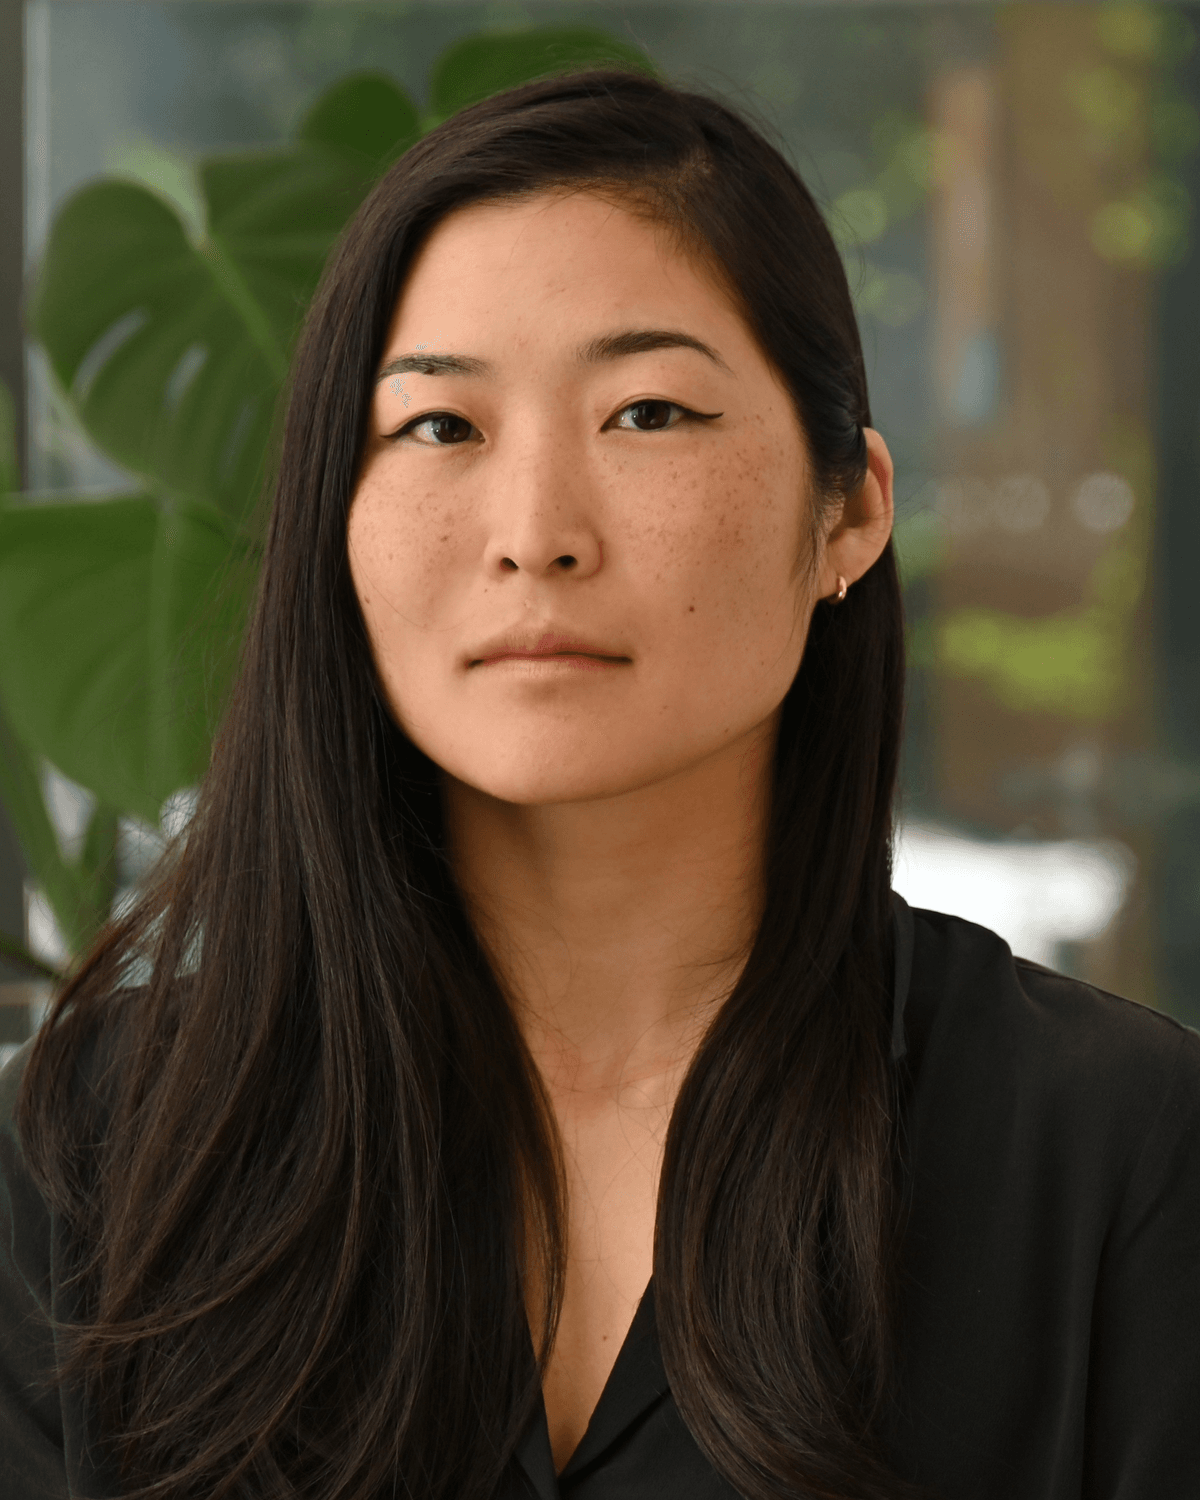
[468,632,631,668]
[471,651,631,670]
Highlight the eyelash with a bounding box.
[386,400,718,447]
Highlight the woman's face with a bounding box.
[348,189,847,806]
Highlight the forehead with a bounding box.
[392,189,748,346]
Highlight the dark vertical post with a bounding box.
[0,0,29,989]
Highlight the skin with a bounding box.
[347,187,893,1468]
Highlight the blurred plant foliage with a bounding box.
[921,415,1157,721]
[1079,2,1198,268]
[0,25,658,977]
[901,5,1196,734]
[827,108,937,329]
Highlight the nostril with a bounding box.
[556,555,577,570]
[500,557,519,571]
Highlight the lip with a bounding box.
[468,630,631,667]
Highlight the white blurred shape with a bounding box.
[936,476,992,536]
[118,816,165,886]
[24,884,70,969]
[160,786,199,840]
[40,761,96,864]
[994,473,1050,533]
[1071,472,1135,534]
[893,819,1134,966]
[26,981,53,1032]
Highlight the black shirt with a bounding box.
[3,899,1200,1499]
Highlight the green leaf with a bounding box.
[27,148,372,530]
[0,387,85,960]
[0,494,253,825]
[426,26,660,127]
[0,701,88,952]
[199,143,381,361]
[76,803,121,953]
[27,182,281,525]
[0,697,116,964]
[297,71,422,171]
[0,386,125,964]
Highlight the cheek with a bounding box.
[348,485,465,737]
[635,448,807,645]
[347,475,469,636]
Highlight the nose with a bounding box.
[492,541,600,577]
[484,496,603,581]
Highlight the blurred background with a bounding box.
[2,0,1199,1066]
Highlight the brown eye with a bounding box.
[612,400,691,432]
[392,413,477,446]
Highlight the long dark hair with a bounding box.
[17,67,915,1500]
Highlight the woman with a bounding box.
[2,67,1198,1500]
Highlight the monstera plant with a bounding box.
[0,26,659,979]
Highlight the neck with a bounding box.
[442,715,777,1105]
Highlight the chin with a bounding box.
[439,737,672,808]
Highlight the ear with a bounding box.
[815,428,894,601]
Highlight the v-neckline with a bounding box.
[516,1277,670,1494]
[512,895,915,1494]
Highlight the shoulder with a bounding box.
[901,903,1200,1179]
[904,901,1199,1082]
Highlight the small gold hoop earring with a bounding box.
[831,576,848,604]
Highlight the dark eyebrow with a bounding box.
[375,328,733,384]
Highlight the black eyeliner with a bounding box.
[386,402,723,445]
